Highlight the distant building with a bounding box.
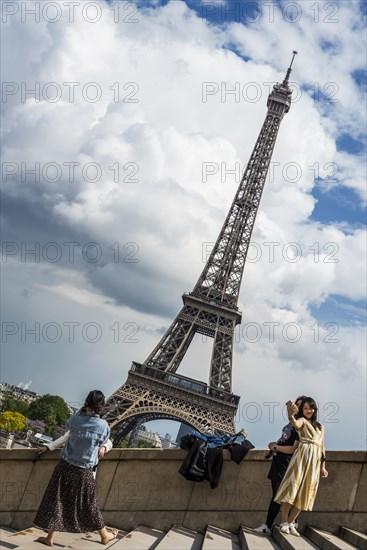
[0,382,77,414]
[161,432,177,449]
[66,403,79,414]
[0,382,38,404]
[130,425,162,448]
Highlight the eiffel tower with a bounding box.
[104,52,297,444]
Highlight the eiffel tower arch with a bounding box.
[104,362,240,443]
[104,53,298,444]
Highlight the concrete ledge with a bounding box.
[0,449,366,533]
[2,449,366,462]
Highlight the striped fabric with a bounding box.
[274,419,324,511]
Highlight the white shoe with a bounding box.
[279,522,290,534]
[253,524,271,535]
[289,523,300,537]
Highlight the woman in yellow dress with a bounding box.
[274,397,328,536]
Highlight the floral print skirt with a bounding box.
[34,459,105,532]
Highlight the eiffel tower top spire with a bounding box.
[282,50,298,86]
[191,52,298,312]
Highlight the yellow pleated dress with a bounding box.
[274,419,323,511]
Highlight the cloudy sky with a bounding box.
[1,0,366,449]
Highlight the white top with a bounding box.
[46,431,113,453]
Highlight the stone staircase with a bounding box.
[0,525,366,550]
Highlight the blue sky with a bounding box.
[1,0,366,449]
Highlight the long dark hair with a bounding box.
[295,395,307,405]
[81,390,105,415]
[297,396,322,430]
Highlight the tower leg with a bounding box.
[209,324,235,392]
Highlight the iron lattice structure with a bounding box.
[104,53,297,443]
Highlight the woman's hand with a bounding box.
[321,466,328,478]
[37,446,48,454]
[268,442,277,451]
[98,446,106,460]
[286,400,299,417]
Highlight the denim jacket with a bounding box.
[60,411,110,469]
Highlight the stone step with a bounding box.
[273,527,320,550]
[8,541,66,549]
[202,525,241,550]
[0,527,18,549]
[0,539,18,549]
[67,528,127,548]
[1,525,364,550]
[307,528,359,550]
[239,526,281,549]
[339,528,367,550]
[0,543,19,550]
[110,525,165,549]
[155,525,203,549]
[9,529,86,549]
[0,527,50,548]
[1,526,124,549]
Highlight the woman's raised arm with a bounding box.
[286,400,304,430]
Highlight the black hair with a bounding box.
[295,395,307,404]
[81,390,106,415]
[297,396,322,430]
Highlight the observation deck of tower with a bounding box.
[104,52,298,444]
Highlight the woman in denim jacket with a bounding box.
[39,431,113,476]
[34,390,117,547]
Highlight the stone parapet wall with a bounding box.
[0,449,366,534]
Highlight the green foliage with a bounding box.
[0,411,27,433]
[0,391,29,415]
[115,438,157,448]
[136,440,158,448]
[27,394,70,436]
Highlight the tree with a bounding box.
[0,391,29,415]
[27,394,70,436]
[26,419,46,434]
[137,440,158,448]
[52,426,68,440]
[0,411,27,433]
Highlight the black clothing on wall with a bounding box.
[179,433,254,489]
